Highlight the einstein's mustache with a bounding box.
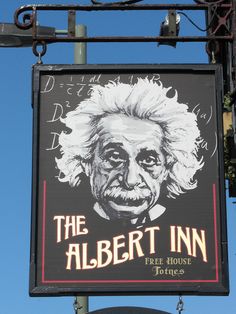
[104,186,151,202]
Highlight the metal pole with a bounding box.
[74,296,88,314]
[73,23,88,314]
[74,24,87,64]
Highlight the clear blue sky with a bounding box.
[0,1,236,313]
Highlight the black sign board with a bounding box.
[30,64,229,296]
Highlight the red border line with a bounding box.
[42,279,218,283]
[41,181,219,284]
[42,180,47,283]
[213,183,219,282]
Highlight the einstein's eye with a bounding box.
[103,148,127,167]
[139,156,157,167]
[137,150,161,169]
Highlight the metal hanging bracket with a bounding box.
[14,2,233,44]
[68,10,76,37]
[168,9,177,37]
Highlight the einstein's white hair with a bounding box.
[56,78,203,198]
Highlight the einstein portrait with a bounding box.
[55,78,204,226]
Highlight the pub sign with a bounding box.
[30,64,229,295]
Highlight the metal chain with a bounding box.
[176,296,184,314]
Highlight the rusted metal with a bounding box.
[15,3,232,15]
[33,35,233,43]
[68,10,76,37]
[168,10,177,37]
[210,5,233,35]
[91,0,143,4]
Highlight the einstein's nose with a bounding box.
[121,160,142,189]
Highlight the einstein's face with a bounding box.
[88,114,167,221]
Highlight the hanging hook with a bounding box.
[36,51,43,64]
[205,39,219,64]
[32,41,47,64]
[211,51,216,64]
[176,295,184,314]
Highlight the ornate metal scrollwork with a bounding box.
[14,5,35,30]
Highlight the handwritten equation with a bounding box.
[192,103,217,158]
[40,73,161,97]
